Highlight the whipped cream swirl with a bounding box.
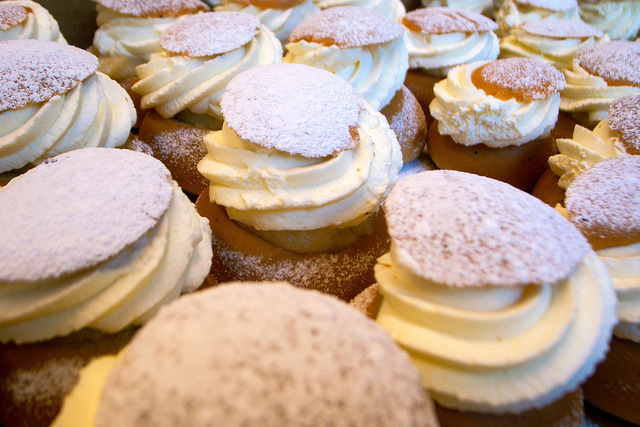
[0,72,135,174]
[0,184,212,343]
[0,0,66,43]
[313,0,405,21]
[495,0,580,36]
[579,0,640,41]
[421,0,493,15]
[133,24,282,120]
[284,37,408,110]
[215,0,319,43]
[429,62,561,147]
[376,248,616,412]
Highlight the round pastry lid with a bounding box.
[513,0,578,11]
[402,7,498,35]
[221,63,361,158]
[160,12,261,57]
[471,58,565,102]
[0,3,27,31]
[565,156,640,249]
[0,40,98,113]
[518,18,604,39]
[384,170,589,287]
[288,6,404,48]
[608,94,640,155]
[575,41,640,87]
[0,148,174,283]
[94,0,209,17]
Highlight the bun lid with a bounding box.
[94,0,209,17]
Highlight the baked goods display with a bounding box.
[372,170,617,424]
[133,11,282,194]
[0,148,213,426]
[0,39,135,182]
[197,63,401,300]
[0,0,66,43]
[54,282,438,425]
[494,0,580,37]
[578,0,640,41]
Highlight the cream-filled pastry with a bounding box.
[215,0,319,43]
[495,0,580,37]
[421,0,493,15]
[560,40,640,127]
[132,11,282,195]
[578,0,640,41]
[54,283,438,426]
[428,57,566,191]
[197,63,402,300]
[0,40,135,178]
[561,156,640,425]
[91,0,209,81]
[313,0,405,21]
[0,0,66,43]
[374,170,616,422]
[500,18,608,69]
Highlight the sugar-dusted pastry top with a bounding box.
[0,1,67,43]
[0,148,173,283]
[518,17,602,38]
[221,63,360,157]
[565,156,640,245]
[420,0,492,15]
[402,7,497,34]
[383,170,589,287]
[0,39,96,112]
[575,40,640,87]
[94,0,209,17]
[608,94,640,154]
[0,3,26,29]
[90,283,437,426]
[233,0,308,8]
[288,6,403,48]
[159,11,260,56]
[495,0,580,36]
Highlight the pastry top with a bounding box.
[0,39,97,113]
[96,282,437,426]
[518,17,604,38]
[608,94,640,154]
[221,63,361,157]
[94,0,209,17]
[288,6,403,48]
[575,41,640,87]
[0,3,27,30]
[471,57,565,102]
[565,156,640,246]
[383,170,589,287]
[0,148,174,283]
[402,7,498,35]
[231,0,308,8]
[512,0,577,11]
[159,11,260,57]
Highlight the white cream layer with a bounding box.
[0,0,66,43]
[405,29,499,77]
[579,0,640,41]
[376,249,616,413]
[313,0,405,20]
[495,0,580,37]
[0,185,212,343]
[133,24,282,120]
[421,0,492,15]
[429,61,560,147]
[0,72,136,174]
[215,0,319,43]
[284,38,408,111]
[198,101,402,232]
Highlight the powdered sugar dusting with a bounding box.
[519,18,604,39]
[0,4,27,31]
[160,12,260,57]
[288,6,404,48]
[349,283,381,319]
[0,40,97,113]
[94,0,209,17]
[514,0,577,11]
[384,170,589,287]
[381,86,427,162]
[474,58,565,101]
[608,95,640,154]
[221,63,361,158]
[565,156,640,242]
[0,148,174,283]
[576,41,640,87]
[97,283,436,426]
[402,7,498,35]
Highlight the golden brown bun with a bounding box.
[583,337,640,425]
[195,190,391,301]
[137,110,209,195]
[403,69,442,126]
[381,86,427,162]
[426,120,557,192]
[532,167,566,208]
